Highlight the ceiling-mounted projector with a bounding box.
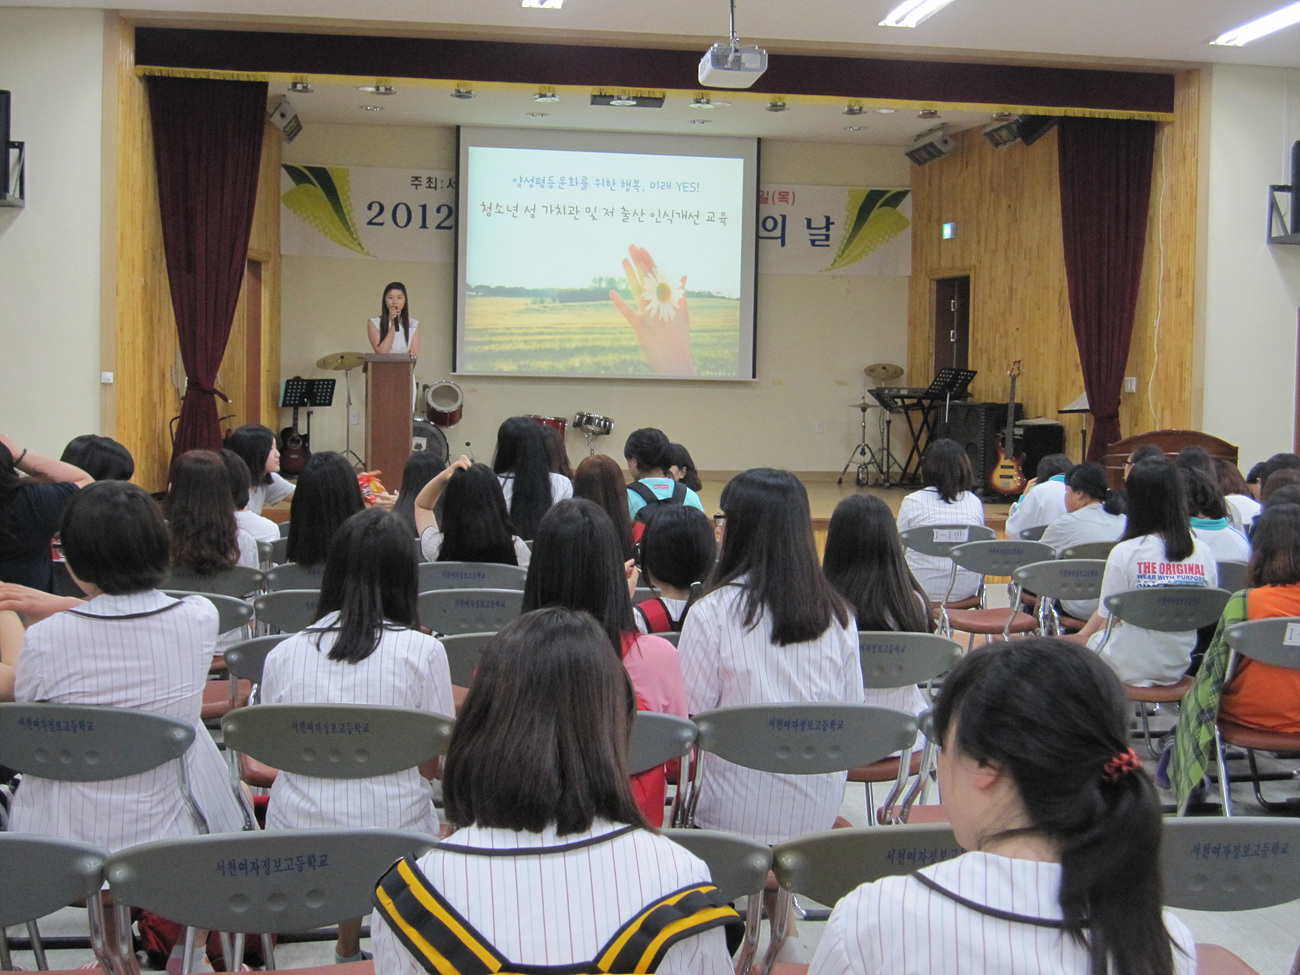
[699,0,767,89]
[699,43,768,89]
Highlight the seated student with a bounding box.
[634,505,716,634]
[492,416,573,539]
[667,442,704,493]
[1182,467,1250,564]
[226,424,294,515]
[541,424,574,481]
[1215,458,1261,531]
[1004,452,1072,539]
[895,438,985,604]
[1039,462,1126,619]
[60,434,135,482]
[0,608,20,700]
[220,449,280,545]
[285,451,365,571]
[809,638,1195,975]
[1074,459,1218,686]
[392,449,447,537]
[572,454,637,563]
[415,457,530,567]
[262,507,453,963]
[0,435,93,593]
[1166,502,1300,809]
[167,450,260,574]
[372,607,736,975]
[623,427,705,530]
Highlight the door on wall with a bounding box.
[932,276,970,377]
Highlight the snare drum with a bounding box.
[425,380,463,427]
[412,421,449,466]
[527,415,567,436]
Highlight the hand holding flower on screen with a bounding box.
[609,245,697,376]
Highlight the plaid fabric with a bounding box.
[1168,589,1248,812]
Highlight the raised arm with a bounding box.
[1,433,93,487]
[413,455,472,536]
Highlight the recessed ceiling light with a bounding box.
[1212,0,1300,44]
[289,81,313,94]
[608,93,639,106]
[451,87,475,100]
[844,102,864,116]
[689,118,713,124]
[880,0,959,28]
[534,88,560,103]
[875,107,897,114]
[918,109,940,119]
[766,98,788,113]
[844,125,863,131]
[526,112,550,118]
[689,95,729,109]
[358,84,396,95]
[521,0,563,7]
[360,105,384,112]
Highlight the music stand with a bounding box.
[925,368,978,435]
[278,378,337,461]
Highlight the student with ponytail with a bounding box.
[809,637,1195,975]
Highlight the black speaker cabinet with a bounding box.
[939,402,1024,491]
[1016,422,1067,480]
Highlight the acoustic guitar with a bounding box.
[280,405,311,476]
[988,360,1027,497]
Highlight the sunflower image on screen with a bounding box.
[609,245,696,377]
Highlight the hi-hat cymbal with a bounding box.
[316,351,368,372]
[865,362,904,382]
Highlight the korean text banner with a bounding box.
[758,185,911,276]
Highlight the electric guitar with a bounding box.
[988,360,1027,497]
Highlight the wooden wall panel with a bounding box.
[908,71,1200,464]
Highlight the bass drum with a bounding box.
[411,421,449,466]
[425,380,464,427]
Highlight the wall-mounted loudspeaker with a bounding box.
[940,401,1024,493]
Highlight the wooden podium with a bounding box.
[364,353,414,485]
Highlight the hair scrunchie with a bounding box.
[1102,748,1142,783]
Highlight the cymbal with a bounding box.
[316,351,367,372]
[865,362,903,382]
[849,400,877,411]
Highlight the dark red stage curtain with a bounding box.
[1057,116,1157,461]
[147,76,267,464]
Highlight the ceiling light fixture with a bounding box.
[451,86,475,100]
[534,87,560,102]
[289,80,313,94]
[360,105,384,112]
[918,108,940,119]
[1212,0,1300,45]
[844,125,863,131]
[844,102,865,116]
[874,107,896,114]
[690,118,713,124]
[608,92,639,106]
[880,0,959,28]
[358,84,396,95]
[766,98,788,113]
[526,112,550,118]
[691,95,716,108]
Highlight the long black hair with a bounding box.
[492,416,553,539]
[823,494,931,633]
[393,450,446,536]
[933,638,1177,975]
[709,468,849,646]
[377,281,411,347]
[60,435,134,482]
[572,454,637,563]
[1246,503,1300,588]
[523,498,634,657]
[666,443,703,492]
[286,451,365,568]
[639,505,716,591]
[1179,467,1227,521]
[226,424,277,488]
[922,439,973,504]
[166,449,240,575]
[312,508,419,664]
[1122,459,1194,561]
[437,463,519,566]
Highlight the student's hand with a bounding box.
[0,584,84,624]
[610,245,696,376]
[1022,477,1038,493]
[624,559,640,598]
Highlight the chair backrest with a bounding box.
[771,823,963,907]
[254,589,320,634]
[265,562,325,592]
[1160,817,1300,912]
[1103,586,1232,632]
[162,565,265,599]
[0,835,107,927]
[1019,524,1049,541]
[278,520,291,538]
[1010,559,1107,603]
[629,712,697,775]
[1224,617,1300,671]
[417,588,524,636]
[439,631,496,686]
[857,631,961,689]
[418,561,528,592]
[221,704,454,778]
[632,586,657,604]
[267,536,289,564]
[692,703,917,774]
[661,829,772,902]
[256,539,273,564]
[162,591,254,635]
[223,634,290,685]
[655,630,681,647]
[899,524,996,558]
[0,703,194,781]
[1216,560,1249,594]
[949,539,1057,578]
[1058,539,1118,560]
[103,828,437,933]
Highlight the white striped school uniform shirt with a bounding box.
[260,612,453,834]
[896,487,987,603]
[371,820,734,975]
[808,851,1198,975]
[678,583,865,845]
[11,590,248,851]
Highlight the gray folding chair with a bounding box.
[267,536,289,565]
[1216,559,1248,594]
[766,823,962,974]
[162,591,254,636]
[222,634,289,703]
[676,703,917,830]
[162,565,265,599]
[632,586,658,604]
[417,560,528,592]
[629,712,697,775]
[1098,586,1233,754]
[1058,539,1118,560]
[277,521,291,538]
[103,828,438,972]
[253,589,320,634]
[940,539,1055,644]
[1213,617,1300,815]
[256,539,273,566]
[900,524,998,621]
[655,630,682,647]
[439,631,495,687]
[264,562,325,592]
[1161,817,1300,975]
[0,835,108,973]
[662,829,771,975]
[1010,558,1107,634]
[417,588,523,636]
[1018,523,1049,541]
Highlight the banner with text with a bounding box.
[758,184,911,276]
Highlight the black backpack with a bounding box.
[629,480,688,542]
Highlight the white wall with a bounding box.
[0,8,105,454]
[281,125,912,477]
[1200,64,1300,470]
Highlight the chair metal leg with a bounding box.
[732,895,762,975]
[260,933,277,971]
[26,921,47,971]
[1,928,13,971]
[181,928,198,975]
[758,889,793,975]
[1213,725,1233,817]
[1136,702,1158,758]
